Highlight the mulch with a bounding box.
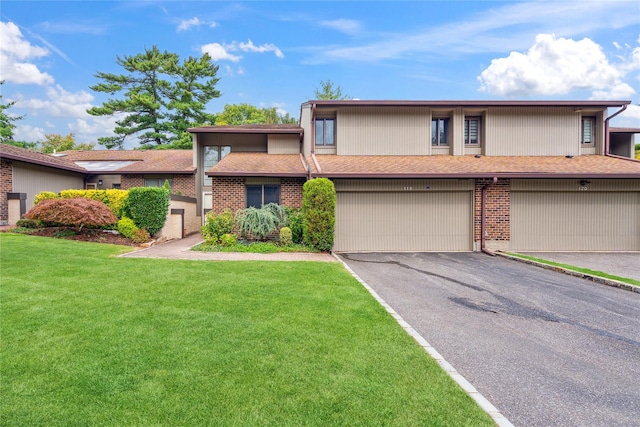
[2,226,136,246]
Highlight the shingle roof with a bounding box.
[303,100,631,108]
[310,155,640,178]
[0,143,87,173]
[60,149,195,174]
[206,152,308,177]
[189,124,302,134]
[609,127,640,134]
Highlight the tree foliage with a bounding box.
[215,103,297,125]
[24,198,118,230]
[124,186,170,236]
[88,46,220,149]
[0,80,25,144]
[314,79,350,100]
[40,133,94,154]
[302,178,336,251]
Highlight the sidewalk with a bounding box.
[119,233,337,262]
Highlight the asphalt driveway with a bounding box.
[339,252,640,427]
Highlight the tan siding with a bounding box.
[485,107,580,156]
[511,191,640,251]
[200,134,267,152]
[334,178,473,192]
[301,105,312,157]
[334,190,473,252]
[512,179,640,192]
[337,107,430,155]
[268,134,300,154]
[13,162,85,210]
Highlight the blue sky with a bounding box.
[1,0,639,149]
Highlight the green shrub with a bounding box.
[124,187,170,236]
[302,178,336,251]
[34,191,59,205]
[220,233,238,247]
[60,189,129,218]
[285,207,304,244]
[131,228,151,244]
[201,209,235,244]
[236,204,287,241]
[15,218,42,229]
[279,226,293,246]
[117,216,138,238]
[263,203,287,226]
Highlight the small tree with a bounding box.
[313,80,350,100]
[235,204,287,241]
[302,178,336,251]
[24,198,117,231]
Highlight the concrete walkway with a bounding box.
[119,233,337,262]
[517,252,640,282]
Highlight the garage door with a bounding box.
[511,191,640,251]
[334,191,473,252]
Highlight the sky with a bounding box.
[1,0,639,149]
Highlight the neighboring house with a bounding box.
[189,100,640,252]
[0,143,87,224]
[609,127,640,158]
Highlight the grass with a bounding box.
[507,252,640,287]
[0,234,494,426]
[192,239,320,253]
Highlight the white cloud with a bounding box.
[178,17,201,32]
[319,19,361,35]
[0,21,54,85]
[590,83,636,100]
[17,85,94,118]
[201,43,242,62]
[14,124,46,141]
[235,39,284,58]
[478,34,622,97]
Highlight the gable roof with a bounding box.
[188,124,302,134]
[206,152,308,177]
[60,149,195,174]
[310,155,640,179]
[0,143,86,173]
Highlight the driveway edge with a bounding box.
[334,254,514,427]
[496,253,640,294]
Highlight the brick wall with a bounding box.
[474,178,510,242]
[121,175,144,189]
[172,175,196,198]
[211,177,245,213]
[281,178,305,208]
[0,159,12,223]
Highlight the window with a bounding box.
[315,118,335,146]
[203,145,231,186]
[465,117,481,145]
[145,177,172,190]
[112,183,121,189]
[582,117,596,145]
[246,184,280,208]
[431,118,449,146]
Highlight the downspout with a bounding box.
[481,177,498,256]
[604,104,627,155]
[309,103,317,180]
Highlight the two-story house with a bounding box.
[189,100,640,253]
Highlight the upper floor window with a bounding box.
[431,118,449,146]
[582,117,596,145]
[246,184,280,208]
[203,145,231,186]
[315,118,335,146]
[465,117,482,146]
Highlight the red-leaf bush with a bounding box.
[24,198,118,230]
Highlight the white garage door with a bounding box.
[511,191,640,251]
[334,191,473,252]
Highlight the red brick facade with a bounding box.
[120,174,196,198]
[474,178,511,243]
[1,159,13,223]
[210,177,306,213]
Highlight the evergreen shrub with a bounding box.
[124,187,170,236]
[302,178,336,251]
[201,209,235,244]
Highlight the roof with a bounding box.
[206,152,308,177]
[310,155,640,179]
[59,149,195,174]
[0,143,87,173]
[609,127,640,134]
[303,100,631,109]
[188,124,302,134]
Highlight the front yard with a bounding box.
[0,234,494,426]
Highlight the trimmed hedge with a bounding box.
[60,189,129,218]
[124,187,170,236]
[302,178,336,251]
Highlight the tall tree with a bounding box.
[40,133,94,154]
[88,46,220,149]
[216,104,297,125]
[314,79,350,100]
[0,80,25,144]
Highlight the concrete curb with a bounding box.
[333,253,514,427]
[496,253,640,294]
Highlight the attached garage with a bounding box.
[334,179,474,252]
[511,179,640,251]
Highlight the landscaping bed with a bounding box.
[4,226,136,246]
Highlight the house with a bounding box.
[189,100,640,252]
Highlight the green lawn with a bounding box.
[0,234,494,426]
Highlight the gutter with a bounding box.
[481,177,498,256]
[604,104,628,155]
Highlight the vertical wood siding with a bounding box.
[485,107,580,156]
[268,134,300,154]
[13,162,85,210]
[337,107,430,155]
